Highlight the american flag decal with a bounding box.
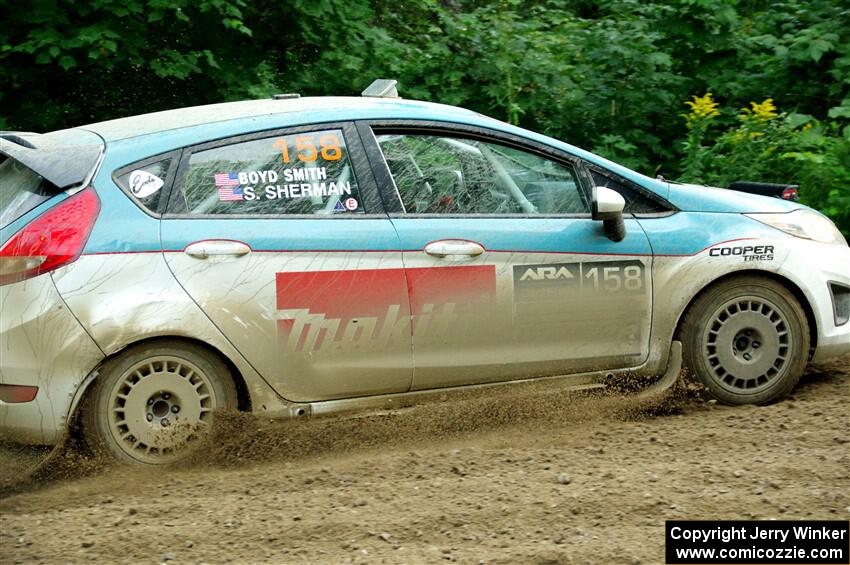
[218,186,244,201]
[214,172,240,186]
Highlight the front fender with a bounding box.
[637,213,801,375]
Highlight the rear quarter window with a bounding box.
[114,158,174,214]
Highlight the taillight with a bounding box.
[0,187,100,286]
[781,187,799,201]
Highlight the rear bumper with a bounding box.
[0,274,103,445]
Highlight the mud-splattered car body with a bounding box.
[2,93,849,453]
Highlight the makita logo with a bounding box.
[274,265,497,354]
[274,303,493,353]
[519,266,576,281]
[275,305,408,353]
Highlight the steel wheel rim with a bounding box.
[107,355,216,463]
[702,295,792,395]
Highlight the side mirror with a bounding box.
[592,186,626,242]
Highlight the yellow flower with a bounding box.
[684,93,721,126]
[731,130,764,144]
[747,98,778,122]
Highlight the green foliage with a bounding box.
[0,0,257,129]
[0,0,847,232]
[680,97,850,234]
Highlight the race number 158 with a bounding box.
[582,261,645,293]
[272,133,343,163]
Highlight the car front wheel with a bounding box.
[80,340,237,464]
[681,275,810,405]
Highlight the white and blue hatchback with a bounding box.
[2,83,848,464]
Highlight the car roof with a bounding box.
[82,96,484,142]
[80,95,668,196]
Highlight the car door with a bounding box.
[161,123,413,402]
[358,121,654,390]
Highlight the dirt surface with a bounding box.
[1,358,848,564]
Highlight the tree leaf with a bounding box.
[806,38,833,62]
[828,105,850,119]
[58,55,76,70]
[786,113,813,128]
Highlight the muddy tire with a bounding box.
[681,275,809,405]
[80,340,237,465]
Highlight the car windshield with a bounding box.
[0,158,57,229]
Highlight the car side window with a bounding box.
[174,129,364,215]
[588,167,668,214]
[115,159,172,213]
[375,133,588,215]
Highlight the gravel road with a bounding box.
[1,357,848,564]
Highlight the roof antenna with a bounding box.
[361,79,399,99]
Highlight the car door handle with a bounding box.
[184,240,252,259]
[424,239,485,258]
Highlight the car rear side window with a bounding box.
[115,159,172,214]
[376,134,588,215]
[174,129,364,215]
[0,158,57,229]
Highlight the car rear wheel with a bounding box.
[681,275,809,405]
[81,340,237,464]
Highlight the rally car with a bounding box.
[1,80,848,465]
